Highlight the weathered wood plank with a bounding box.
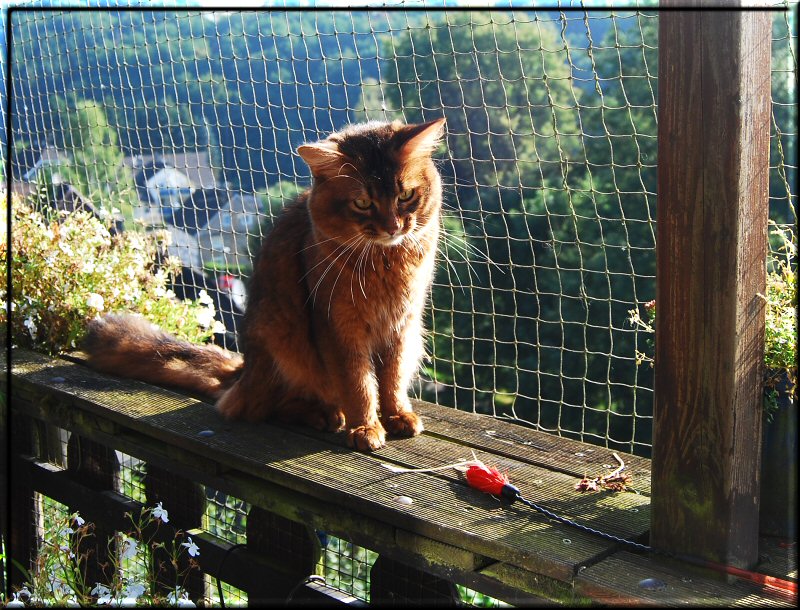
[66,434,119,588]
[412,400,652,495]
[275,416,650,543]
[654,7,771,568]
[63,351,652,492]
[13,428,573,606]
[574,550,796,607]
[757,537,798,582]
[8,413,36,588]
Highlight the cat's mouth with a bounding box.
[374,233,406,247]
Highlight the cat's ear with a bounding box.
[297,140,349,179]
[397,118,446,161]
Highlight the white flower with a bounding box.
[73,514,85,527]
[6,598,25,608]
[92,583,114,605]
[82,260,96,274]
[181,536,200,557]
[23,317,37,339]
[123,582,146,599]
[194,307,216,329]
[167,588,195,607]
[58,543,76,559]
[152,502,169,523]
[211,320,226,334]
[92,584,111,598]
[59,242,74,257]
[120,535,138,560]
[197,289,214,306]
[86,293,105,311]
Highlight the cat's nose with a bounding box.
[385,221,401,236]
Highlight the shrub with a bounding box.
[1,191,224,355]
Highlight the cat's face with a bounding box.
[298,119,445,248]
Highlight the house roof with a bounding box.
[123,150,217,193]
[171,188,228,235]
[12,145,71,182]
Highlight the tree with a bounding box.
[46,94,138,221]
[373,11,662,452]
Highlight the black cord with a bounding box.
[215,542,247,608]
[285,574,326,606]
[498,483,651,553]
[513,492,651,552]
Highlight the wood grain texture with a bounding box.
[653,8,771,568]
[574,551,796,607]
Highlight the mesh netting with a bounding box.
[6,5,796,461]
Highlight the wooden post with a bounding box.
[370,555,460,606]
[8,415,35,589]
[245,508,320,605]
[144,466,206,601]
[653,5,771,569]
[66,435,120,588]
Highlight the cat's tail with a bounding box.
[83,313,244,399]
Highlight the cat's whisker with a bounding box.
[350,236,371,303]
[436,247,468,293]
[306,234,363,308]
[300,238,352,282]
[328,173,366,191]
[438,218,504,275]
[336,162,367,186]
[296,234,341,255]
[328,236,365,317]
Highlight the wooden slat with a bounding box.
[654,7,771,568]
[412,400,652,495]
[574,551,796,607]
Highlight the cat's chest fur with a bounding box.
[306,228,437,347]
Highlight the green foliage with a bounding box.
[763,223,798,402]
[2,192,223,355]
[45,94,139,223]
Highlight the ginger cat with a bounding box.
[84,118,446,451]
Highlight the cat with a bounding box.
[84,118,446,451]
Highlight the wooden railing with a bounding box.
[3,349,795,606]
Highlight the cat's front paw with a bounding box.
[307,407,346,433]
[347,424,386,451]
[384,411,424,438]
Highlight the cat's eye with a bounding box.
[398,189,415,202]
[353,198,373,210]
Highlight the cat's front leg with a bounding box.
[376,320,425,438]
[335,351,387,451]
